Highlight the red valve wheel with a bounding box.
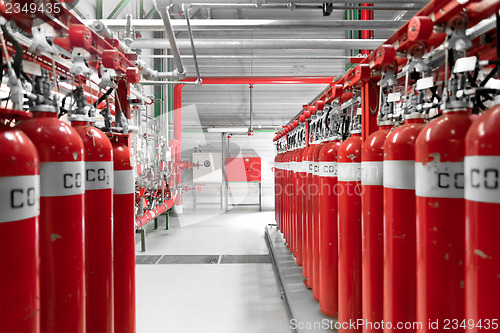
[407,16,434,42]
[69,24,93,50]
[374,44,396,68]
[340,92,354,104]
[126,67,140,84]
[102,50,121,70]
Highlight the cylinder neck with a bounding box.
[33,111,57,119]
[442,108,470,115]
[350,132,361,137]
[378,125,393,130]
[71,120,90,127]
[405,118,426,124]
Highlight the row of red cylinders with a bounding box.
[0,111,136,333]
[274,105,500,332]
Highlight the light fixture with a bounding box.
[206,127,249,133]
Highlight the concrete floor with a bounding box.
[135,206,291,333]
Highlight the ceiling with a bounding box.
[75,0,427,129]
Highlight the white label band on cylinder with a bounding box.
[338,162,362,182]
[307,162,314,174]
[465,156,500,203]
[361,161,383,185]
[383,160,415,190]
[85,161,114,191]
[40,161,85,197]
[114,169,135,195]
[415,161,464,198]
[318,161,338,178]
[0,175,40,223]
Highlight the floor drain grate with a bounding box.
[157,255,219,265]
[220,255,272,264]
[136,255,163,265]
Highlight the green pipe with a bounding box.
[96,0,102,19]
[145,8,158,19]
[107,0,131,19]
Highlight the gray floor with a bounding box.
[135,206,291,333]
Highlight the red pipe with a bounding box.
[135,198,175,228]
[361,3,374,56]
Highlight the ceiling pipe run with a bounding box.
[159,0,426,5]
[131,38,385,50]
[140,54,365,60]
[85,19,404,31]
[185,3,419,10]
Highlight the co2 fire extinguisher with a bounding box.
[361,124,392,332]
[0,108,40,333]
[110,133,136,333]
[318,134,341,317]
[17,101,86,333]
[465,103,500,330]
[384,116,426,331]
[338,130,363,332]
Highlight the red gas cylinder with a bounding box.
[0,109,40,333]
[274,151,282,228]
[290,149,299,257]
[283,149,291,246]
[283,148,289,239]
[464,104,500,330]
[17,107,85,333]
[109,134,136,333]
[278,151,284,232]
[312,142,325,301]
[361,125,392,332]
[290,148,300,259]
[338,131,363,333]
[318,138,342,317]
[305,143,318,289]
[301,144,314,282]
[383,117,426,332]
[415,107,473,332]
[72,119,114,333]
[294,147,306,266]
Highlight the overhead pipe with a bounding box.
[186,3,419,10]
[84,19,404,31]
[131,38,385,50]
[183,5,202,85]
[140,54,366,60]
[154,0,187,80]
[148,0,426,4]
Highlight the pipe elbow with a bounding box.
[175,68,188,80]
[153,0,173,14]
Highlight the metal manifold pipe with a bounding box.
[84,19,404,31]
[131,38,385,50]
